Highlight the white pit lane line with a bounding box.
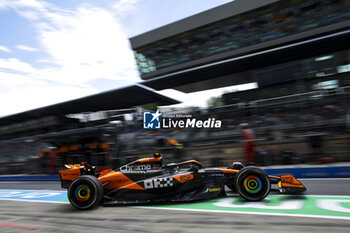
[132,206,350,221]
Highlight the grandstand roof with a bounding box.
[130,0,277,48]
[141,30,350,92]
[0,84,179,126]
[130,0,350,92]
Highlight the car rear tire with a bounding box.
[235,167,271,201]
[68,175,103,210]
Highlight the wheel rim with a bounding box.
[69,181,97,209]
[243,175,262,194]
[75,185,91,202]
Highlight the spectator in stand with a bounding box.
[241,123,257,164]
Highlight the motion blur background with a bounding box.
[0,0,349,175]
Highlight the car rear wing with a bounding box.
[59,162,96,188]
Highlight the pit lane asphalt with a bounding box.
[0,179,349,233]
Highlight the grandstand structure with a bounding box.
[0,85,179,173]
[0,84,179,140]
[127,0,350,164]
[131,0,349,93]
[0,0,350,173]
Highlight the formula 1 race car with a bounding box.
[59,153,306,210]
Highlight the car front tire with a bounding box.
[235,167,271,201]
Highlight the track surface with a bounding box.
[0,179,349,233]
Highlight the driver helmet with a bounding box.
[232,161,244,170]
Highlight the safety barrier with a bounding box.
[0,175,60,181]
[265,166,350,178]
[0,166,350,181]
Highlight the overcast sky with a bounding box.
[0,0,248,117]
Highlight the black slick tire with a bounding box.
[235,167,271,201]
[68,175,103,210]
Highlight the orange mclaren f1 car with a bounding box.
[59,153,306,210]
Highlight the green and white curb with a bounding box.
[1,189,350,220]
[139,195,350,220]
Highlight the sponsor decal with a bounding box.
[144,177,174,189]
[120,164,152,172]
[208,187,222,192]
[205,170,225,177]
[143,109,222,129]
[99,169,113,177]
[281,175,300,185]
[61,171,80,177]
[207,172,225,177]
[177,174,194,183]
